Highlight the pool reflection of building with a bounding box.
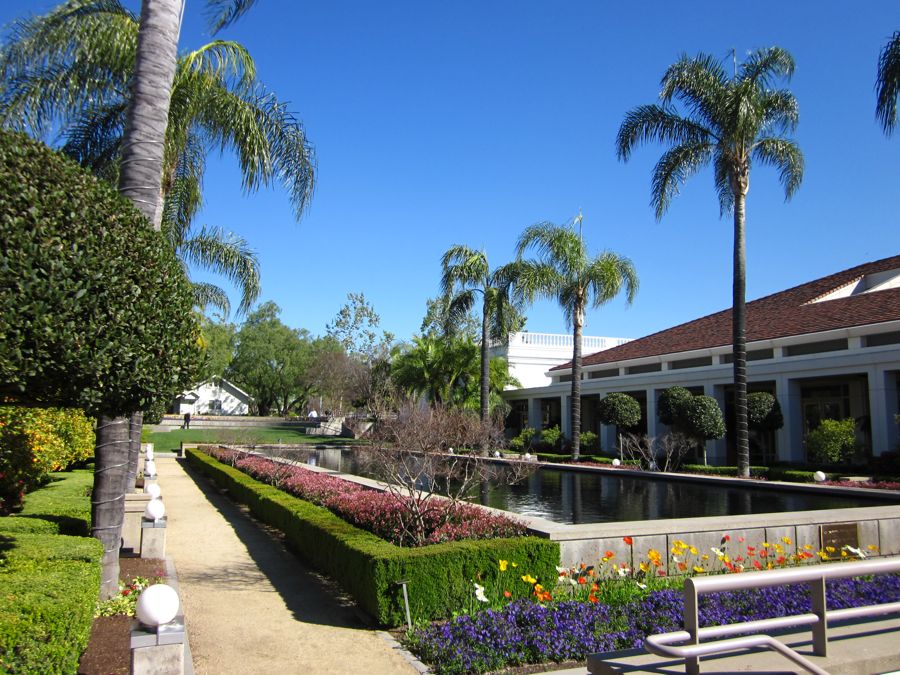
[503,255,900,464]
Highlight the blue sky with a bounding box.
[3,1,898,343]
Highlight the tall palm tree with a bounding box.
[616,48,803,477]
[0,1,311,314]
[515,215,638,459]
[440,246,523,423]
[877,31,900,135]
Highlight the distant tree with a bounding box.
[680,395,726,465]
[419,295,480,342]
[440,245,525,423]
[197,315,237,383]
[515,215,638,459]
[227,302,319,416]
[327,292,394,363]
[877,31,900,135]
[617,48,803,478]
[596,392,642,458]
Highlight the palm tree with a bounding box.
[616,48,803,478]
[440,246,523,423]
[515,215,638,459]
[0,0,312,315]
[877,31,900,135]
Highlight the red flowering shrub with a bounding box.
[207,448,525,547]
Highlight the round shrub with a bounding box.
[747,392,784,432]
[657,386,693,427]
[0,130,202,415]
[681,396,726,442]
[806,419,857,464]
[597,392,641,429]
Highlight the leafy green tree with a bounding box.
[0,130,200,596]
[806,419,857,464]
[680,395,726,465]
[617,48,803,478]
[515,215,638,459]
[197,315,237,383]
[326,292,394,363]
[419,295,480,342]
[877,31,900,135]
[0,0,314,316]
[597,393,642,429]
[440,245,525,423]
[747,392,784,432]
[227,302,319,416]
[657,386,694,428]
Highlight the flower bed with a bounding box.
[407,576,900,674]
[207,447,525,546]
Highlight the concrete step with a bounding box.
[581,615,900,675]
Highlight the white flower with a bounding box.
[636,582,648,590]
[711,547,723,557]
[474,582,489,603]
[844,545,866,558]
[555,566,569,574]
[616,566,629,578]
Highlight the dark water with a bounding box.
[270,446,898,525]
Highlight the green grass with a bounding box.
[4,469,94,536]
[145,426,363,452]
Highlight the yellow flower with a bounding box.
[499,560,508,572]
[639,561,649,573]
[762,542,771,548]
[804,544,814,551]
[701,554,709,561]
[692,566,704,574]
[521,574,537,585]
[781,536,792,545]
[689,546,698,555]
[512,562,518,568]
[825,546,836,553]
[867,545,879,551]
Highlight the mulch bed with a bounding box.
[77,557,167,675]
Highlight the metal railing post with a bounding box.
[684,578,701,674]
[809,576,828,656]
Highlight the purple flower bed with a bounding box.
[206,448,525,546]
[406,576,900,674]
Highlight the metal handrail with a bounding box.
[644,556,900,674]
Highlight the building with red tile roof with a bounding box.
[504,255,900,464]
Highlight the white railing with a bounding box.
[644,556,900,674]
[500,332,631,350]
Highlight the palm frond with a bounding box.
[180,226,260,315]
[512,259,565,307]
[440,245,489,295]
[445,291,476,335]
[713,152,735,216]
[180,40,256,90]
[206,0,260,34]
[650,142,713,219]
[192,281,231,316]
[616,104,713,161]
[584,253,639,308]
[659,53,729,126]
[516,222,585,279]
[876,31,900,135]
[60,102,126,177]
[740,47,795,88]
[751,137,804,200]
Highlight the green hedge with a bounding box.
[767,467,839,483]
[6,469,93,536]
[0,532,101,673]
[534,452,640,466]
[680,465,769,478]
[187,449,559,626]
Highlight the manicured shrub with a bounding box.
[187,449,559,625]
[597,393,641,429]
[747,392,784,432]
[680,465,769,478]
[681,396,726,443]
[539,425,563,451]
[0,407,94,514]
[580,430,599,452]
[806,419,857,464]
[508,427,535,452]
[0,531,102,674]
[657,386,693,427]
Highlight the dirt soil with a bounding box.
[78,558,167,675]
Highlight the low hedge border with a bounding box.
[186,449,559,626]
[680,465,770,478]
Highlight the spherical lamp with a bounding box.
[493,450,501,458]
[135,584,180,627]
[145,497,166,521]
[144,483,162,499]
[145,448,154,460]
[523,452,532,460]
[144,459,157,477]
[612,458,621,467]
[813,470,827,483]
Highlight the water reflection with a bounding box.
[267,446,896,525]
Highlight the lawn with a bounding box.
[144,426,363,452]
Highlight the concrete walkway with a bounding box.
[156,457,417,675]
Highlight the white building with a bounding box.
[503,255,900,464]
[490,331,632,388]
[173,378,251,416]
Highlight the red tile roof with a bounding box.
[551,255,900,371]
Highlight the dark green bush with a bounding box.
[806,419,857,464]
[0,532,101,673]
[657,386,693,427]
[747,392,784,432]
[539,425,563,451]
[680,464,769,478]
[597,393,641,429]
[767,467,839,483]
[8,469,93,536]
[187,449,559,626]
[681,396,726,442]
[0,129,201,416]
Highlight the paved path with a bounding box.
[157,457,417,675]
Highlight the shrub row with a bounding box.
[680,465,769,478]
[187,449,559,626]
[0,469,100,673]
[0,406,94,514]
[532,452,640,466]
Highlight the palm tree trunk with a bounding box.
[571,306,583,460]
[118,0,183,231]
[479,298,490,424]
[92,415,131,600]
[733,190,750,478]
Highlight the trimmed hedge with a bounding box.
[534,453,640,466]
[0,532,101,674]
[680,465,769,478]
[7,469,93,536]
[187,449,559,626]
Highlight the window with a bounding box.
[208,399,223,414]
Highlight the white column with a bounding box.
[645,389,658,438]
[776,376,804,462]
[707,384,728,464]
[561,395,572,439]
[868,368,898,456]
[527,398,542,431]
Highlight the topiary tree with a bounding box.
[747,392,784,432]
[806,419,857,464]
[597,392,642,458]
[657,386,693,428]
[680,395,726,465]
[0,130,202,595]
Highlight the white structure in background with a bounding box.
[173,378,251,416]
[490,331,632,389]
